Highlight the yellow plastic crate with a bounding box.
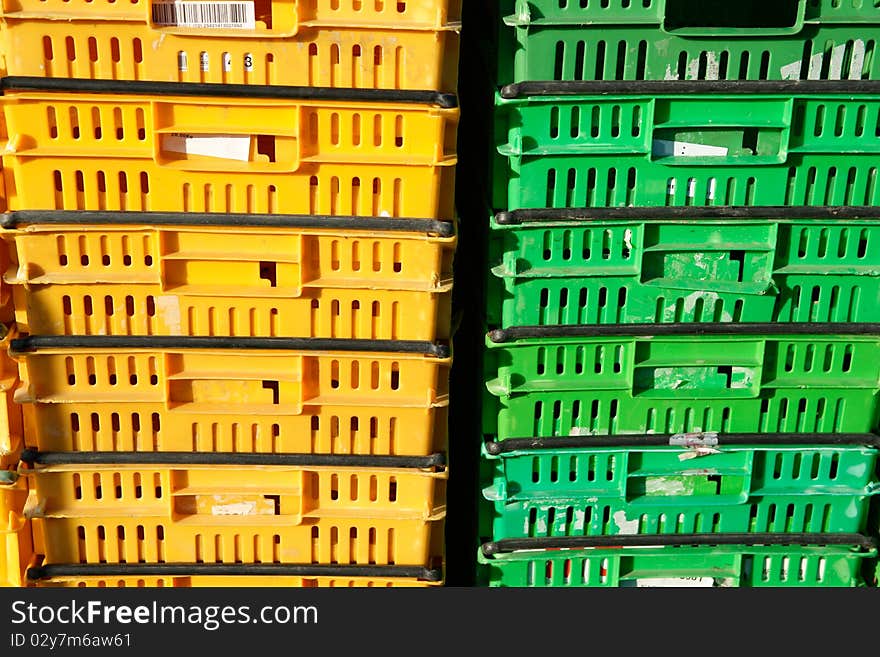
[0,9,461,91]
[10,338,451,409]
[30,515,443,566]
[0,476,32,587]
[1,91,459,166]
[0,0,461,29]
[3,218,456,340]
[14,284,452,341]
[0,88,457,216]
[22,461,447,521]
[0,154,455,216]
[20,401,448,456]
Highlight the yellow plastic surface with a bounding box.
[12,346,451,410]
[14,284,453,341]
[5,223,454,289]
[0,330,22,467]
[0,156,456,217]
[24,462,447,521]
[30,574,442,587]
[0,91,458,216]
[0,20,461,91]
[31,515,443,566]
[1,92,459,166]
[21,401,448,456]
[0,0,462,31]
[0,477,32,587]
[5,222,455,339]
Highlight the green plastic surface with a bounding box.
[497,0,880,83]
[477,542,877,587]
[481,444,880,539]
[487,215,880,327]
[486,388,880,439]
[493,93,880,209]
[504,0,877,27]
[484,333,880,397]
[483,330,880,440]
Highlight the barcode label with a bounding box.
[152,1,256,29]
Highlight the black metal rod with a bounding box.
[1,76,458,108]
[481,533,878,557]
[501,79,880,99]
[10,335,451,358]
[488,322,880,342]
[1,210,455,237]
[28,563,443,581]
[484,433,880,455]
[495,206,880,225]
[21,449,446,469]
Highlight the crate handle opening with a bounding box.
[662,0,805,36]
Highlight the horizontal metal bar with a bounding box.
[481,533,879,557]
[1,76,458,108]
[1,210,455,237]
[21,449,446,469]
[10,335,451,358]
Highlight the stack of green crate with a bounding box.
[478,0,880,587]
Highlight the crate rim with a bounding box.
[493,205,880,227]
[1,76,458,108]
[9,335,452,359]
[499,79,880,100]
[487,322,880,343]
[480,532,879,558]
[1,210,457,237]
[26,563,444,582]
[19,449,447,470]
[483,432,880,455]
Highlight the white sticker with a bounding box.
[653,139,729,158]
[244,53,255,72]
[152,1,256,30]
[163,133,251,161]
[177,51,189,72]
[199,51,209,72]
[636,577,714,587]
[223,52,232,72]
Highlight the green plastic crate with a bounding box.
[485,329,880,396]
[482,443,880,539]
[487,209,880,327]
[477,534,878,587]
[483,325,880,440]
[493,89,880,210]
[497,0,880,84]
[503,0,877,27]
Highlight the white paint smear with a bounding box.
[155,296,182,335]
[212,501,258,516]
[163,133,251,161]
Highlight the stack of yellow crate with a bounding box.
[0,1,460,588]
